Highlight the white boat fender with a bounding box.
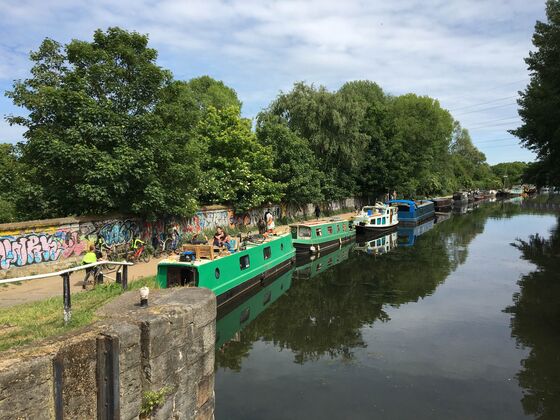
[310,245,316,253]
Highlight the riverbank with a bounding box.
[0,210,357,308]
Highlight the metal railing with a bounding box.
[0,260,133,323]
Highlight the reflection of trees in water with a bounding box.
[217,201,526,370]
[505,219,560,419]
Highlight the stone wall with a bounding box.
[0,287,216,420]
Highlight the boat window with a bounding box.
[327,226,333,234]
[291,227,298,239]
[316,228,322,236]
[240,255,250,270]
[299,226,311,238]
[263,246,271,260]
[280,243,284,251]
[377,218,381,225]
[337,224,341,232]
[397,204,410,212]
[382,217,386,225]
[215,268,220,279]
[342,224,347,231]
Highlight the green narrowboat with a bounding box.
[294,242,354,280]
[216,268,293,348]
[156,234,295,306]
[290,218,355,253]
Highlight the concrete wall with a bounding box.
[0,287,216,420]
[0,198,357,278]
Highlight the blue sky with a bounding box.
[0,0,546,164]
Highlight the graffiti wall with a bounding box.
[0,200,354,275]
[0,205,284,274]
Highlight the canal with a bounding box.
[214,199,560,419]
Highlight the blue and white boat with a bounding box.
[386,199,435,224]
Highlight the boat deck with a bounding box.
[159,234,287,266]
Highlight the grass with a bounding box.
[0,276,157,352]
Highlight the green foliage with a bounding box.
[0,144,25,222]
[256,115,323,207]
[3,27,531,223]
[511,0,560,186]
[491,161,529,186]
[197,106,281,210]
[141,387,172,417]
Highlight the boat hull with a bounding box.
[293,234,354,253]
[354,223,398,234]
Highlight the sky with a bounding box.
[0,0,547,164]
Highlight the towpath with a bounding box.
[0,212,356,308]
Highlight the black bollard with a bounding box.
[62,273,71,324]
[122,265,128,290]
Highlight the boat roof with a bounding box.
[158,233,289,267]
[290,218,345,227]
[387,199,431,206]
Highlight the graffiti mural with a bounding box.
[0,231,87,270]
[0,203,299,271]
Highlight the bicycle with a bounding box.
[126,239,151,263]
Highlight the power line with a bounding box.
[448,95,518,112]
[473,138,519,144]
[468,120,520,130]
[441,77,529,102]
[454,102,518,116]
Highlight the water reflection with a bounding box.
[294,242,354,280]
[354,229,398,255]
[505,219,560,418]
[215,199,560,419]
[215,268,294,370]
[397,217,435,247]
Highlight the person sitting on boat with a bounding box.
[264,208,275,233]
[213,227,234,251]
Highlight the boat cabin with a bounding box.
[290,219,355,253]
[156,234,295,305]
[387,199,435,223]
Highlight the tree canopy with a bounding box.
[511,0,560,187]
[2,27,523,222]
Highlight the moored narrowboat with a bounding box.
[290,219,355,253]
[431,197,453,212]
[386,199,435,224]
[353,203,399,233]
[156,234,295,306]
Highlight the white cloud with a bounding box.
[0,0,544,162]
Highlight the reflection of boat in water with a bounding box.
[397,217,435,247]
[354,229,398,256]
[294,242,354,280]
[216,268,294,348]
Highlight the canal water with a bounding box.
[214,199,560,419]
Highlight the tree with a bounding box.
[197,106,280,210]
[491,161,529,187]
[0,144,28,223]
[256,115,323,209]
[511,0,560,186]
[384,94,454,196]
[5,27,203,219]
[263,82,368,199]
[450,122,496,190]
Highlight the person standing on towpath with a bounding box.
[264,208,275,233]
